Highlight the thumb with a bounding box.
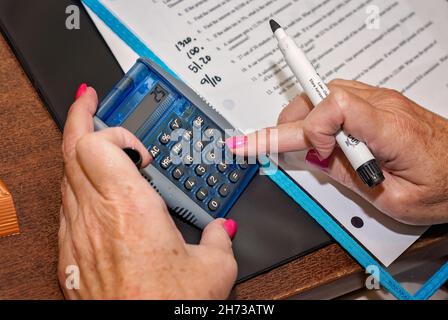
[199,219,237,252]
[303,87,382,159]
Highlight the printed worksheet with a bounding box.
[85,0,448,266]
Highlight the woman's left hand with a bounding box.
[59,85,238,299]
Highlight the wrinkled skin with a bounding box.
[234,79,448,225]
[59,87,237,299]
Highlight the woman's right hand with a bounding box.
[228,80,448,225]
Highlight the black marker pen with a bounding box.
[270,19,384,187]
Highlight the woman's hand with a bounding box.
[59,85,238,299]
[228,79,448,225]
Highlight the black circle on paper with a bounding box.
[351,216,365,229]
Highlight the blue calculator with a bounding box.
[94,58,259,229]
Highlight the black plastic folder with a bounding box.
[0,0,331,281]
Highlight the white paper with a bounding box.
[85,0,448,266]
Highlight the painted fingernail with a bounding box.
[75,83,88,100]
[226,136,248,149]
[223,219,238,240]
[306,149,330,170]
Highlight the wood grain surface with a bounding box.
[0,35,64,299]
[0,34,446,300]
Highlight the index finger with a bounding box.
[228,121,312,157]
[62,86,98,162]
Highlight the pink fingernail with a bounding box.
[306,149,330,170]
[223,219,238,240]
[75,83,88,100]
[225,136,248,149]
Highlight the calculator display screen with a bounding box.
[122,84,168,133]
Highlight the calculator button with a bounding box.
[239,160,249,170]
[196,188,208,201]
[172,166,185,180]
[193,116,204,128]
[194,140,205,152]
[159,132,171,145]
[195,165,207,176]
[207,173,219,187]
[204,151,217,164]
[229,170,240,183]
[184,177,197,191]
[160,156,172,170]
[217,163,228,173]
[215,137,226,149]
[208,199,220,212]
[204,128,217,140]
[171,142,183,155]
[149,145,161,158]
[183,154,194,166]
[170,117,182,130]
[182,129,193,141]
[219,184,230,197]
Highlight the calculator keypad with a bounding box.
[193,116,205,128]
[172,167,185,180]
[160,156,172,169]
[159,132,171,145]
[170,117,182,130]
[194,140,205,152]
[171,143,183,155]
[218,184,230,197]
[182,129,193,141]
[217,163,228,173]
[183,154,194,166]
[196,188,208,201]
[195,164,207,177]
[146,106,257,218]
[184,177,197,190]
[204,128,216,140]
[149,145,161,158]
[207,173,219,187]
[229,170,241,183]
[208,199,220,211]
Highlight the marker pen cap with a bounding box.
[356,159,385,188]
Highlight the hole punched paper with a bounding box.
[84,0,448,266]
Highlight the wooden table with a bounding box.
[0,34,447,300]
